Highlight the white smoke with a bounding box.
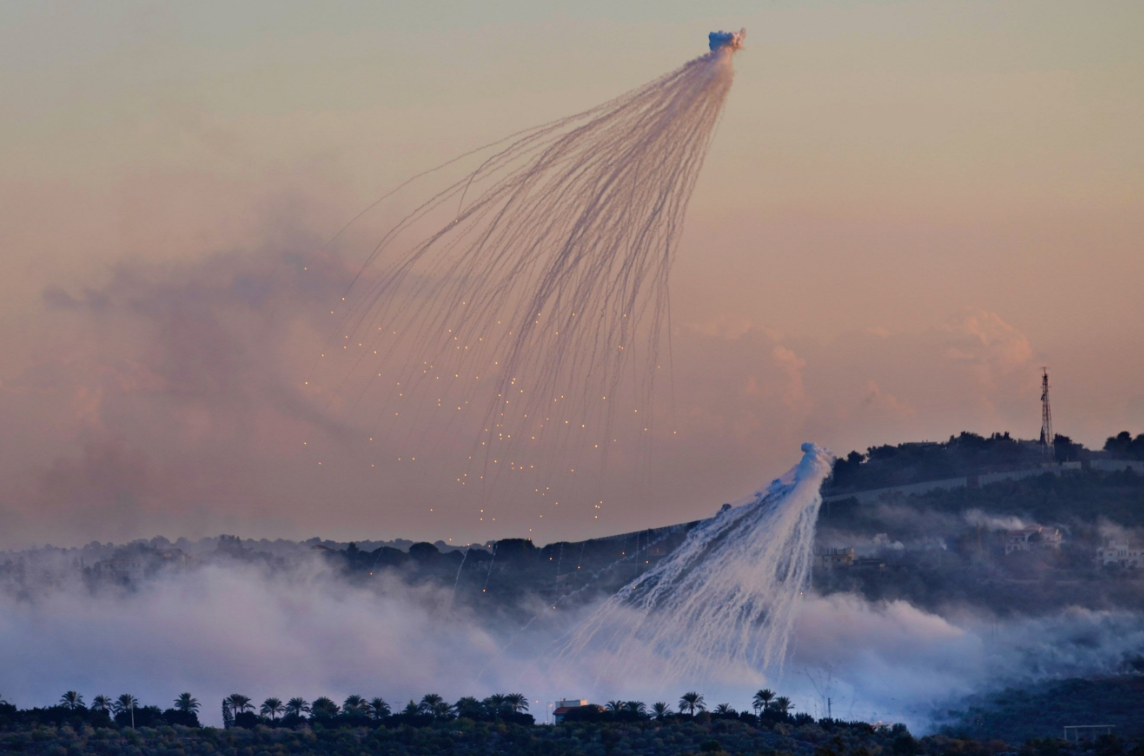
[784,594,1144,730]
[3,556,1138,732]
[2,444,1141,733]
[963,508,1030,531]
[557,443,833,686]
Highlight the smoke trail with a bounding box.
[557,443,833,685]
[310,32,745,519]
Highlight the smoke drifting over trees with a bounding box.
[3,451,1143,733]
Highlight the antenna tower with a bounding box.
[1040,367,1053,459]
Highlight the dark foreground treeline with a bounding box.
[1,713,1142,756]
[4,691,1144,756]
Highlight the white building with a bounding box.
[1003,526,1063,554]
[1098,543,1143,569]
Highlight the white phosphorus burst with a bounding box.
[313,34,744,517]
[557,443,834,685]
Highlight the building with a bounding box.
[815,547,855,569]
[1098,543,1143,569]
[552,699,589,724]
[1003,526,1063,554]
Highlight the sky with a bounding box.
[1,0,1142,549]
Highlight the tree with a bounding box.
[113,694,137,716]
[260,697,284,721]
[600,727,623,756]
[714,703,735,716]
[59,691,85,710]
[454,696,484,720]
[285,698,311,718]
[483,694,508,717]
[368,697,391,720]
[1054,434,1080,463]
[606,700,625,714]
[91,695,112,713]
[226,694,253,714]
[310,697,339,719]
[401,700,421,717]
[418,693,452,719]
[1105,431,1134,456]
[679,692,706,716]
[652,702,671,719]
[419,693,444,715]
[624,701,648,717]
[174,693,200,714]
[342,695,367,716]
[505,693,529,713]
[753,689,775,714]
[770,696,794,715]
[114,694,138,728]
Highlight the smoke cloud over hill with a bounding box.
[2,541,1141,731]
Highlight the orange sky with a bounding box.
[1,1,1141,548]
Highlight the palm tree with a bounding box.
[678,691,705,716]
[342,694,367,716]
[483,693,507,717]
[505,693,529,713]
[753,689,775,715]
[59,691,85,710]
[401,700,420,717]
[652,702,670,720]
[226,694,253,715]
[770,696,794,716]
[606,700,625,714]
[114,694,138,728]
[368,697,391,720]
[311,697,339,718]
[454,696,484,720]
[624,701,648,717]
[174,693,200,714]
[714,703,736,716]
[418,694,453,719]
[260,697,284,721]
[419,693,444,716]
[285,698,310,718]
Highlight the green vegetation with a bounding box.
[1104,432,1144,461]
[4,687,1144,755]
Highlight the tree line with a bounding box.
[1,688,802,731]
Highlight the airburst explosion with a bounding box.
[310,31,746,531]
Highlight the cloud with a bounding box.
[669,308,1037,458]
